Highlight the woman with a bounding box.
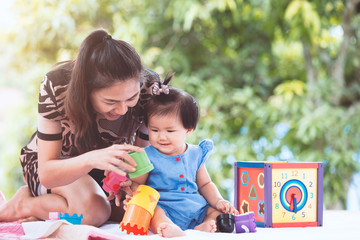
[0,29,159,226]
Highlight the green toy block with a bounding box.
[128,150,154,178]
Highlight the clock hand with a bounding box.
[290,193,298,213]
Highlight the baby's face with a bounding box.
[147,112,190,156]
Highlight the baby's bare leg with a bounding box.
[194,206,221,233]
[150,206,185,238]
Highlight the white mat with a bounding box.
[21,211,360,240]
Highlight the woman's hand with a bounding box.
[87,144,142,176]
[215,199,239,215]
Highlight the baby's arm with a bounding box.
[130,173,149,192]
[122,173,149,209]
[197,165,238,215]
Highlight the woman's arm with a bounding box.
[37,138,90,188]
[37,138,141,189]
[134,136,149,148]
[134,122,150,148]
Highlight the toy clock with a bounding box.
[234,161,323,228]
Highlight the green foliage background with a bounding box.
[1,0,360,209]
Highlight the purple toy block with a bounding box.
[235,212,257,233]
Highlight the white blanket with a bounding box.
[21,210,360,240]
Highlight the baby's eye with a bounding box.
[167,130,175,133]
[151,129,158,132]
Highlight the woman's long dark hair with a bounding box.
[63,29,142,153]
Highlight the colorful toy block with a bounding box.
[102,150,154,194]
[48,212,83,225]
[120,185,160,235]
[234,161,323,228]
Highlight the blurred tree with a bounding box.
[1,0,359,209]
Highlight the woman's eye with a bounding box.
[104,101,116,105]
[127,97,137,102]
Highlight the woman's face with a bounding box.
[90,77,140,120]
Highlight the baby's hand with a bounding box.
[123,194,133,210]
[105,178,132,206]
[216,200,239,215]
[106,191,116,201]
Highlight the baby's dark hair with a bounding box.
[144,75,199,130]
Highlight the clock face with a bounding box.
[271,168,318,223]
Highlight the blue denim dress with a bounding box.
[145,139,213,230]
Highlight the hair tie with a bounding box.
[152,82,169,95]
[103,34,112,42]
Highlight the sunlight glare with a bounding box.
[0,0,15,31]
